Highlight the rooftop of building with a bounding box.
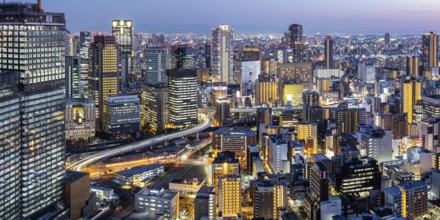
[397,180,427,190]
[65,170,88,184]
[137,187,178,199]
[212,151,239,164]
[106,94,140,104]
[382,186,401,197]
[196,186,215,195]
[312,154,331,162]
[115,164,164,178]
[213,126,256,136]
[269,135,286,145]
[170,178,204,185]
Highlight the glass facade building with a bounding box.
[167,69,198,128]
[0,3,66,218]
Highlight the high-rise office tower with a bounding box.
[406,56,420,76]
[112,20,133,90]
[0,3,66,218]
[419,118,440,152]
[422,95,440,118]
[175,45,195,69]
[211,25,234,83]
[79,31,93,96]
[194,187,216,220]
[422,32,438,72]
[141,84,168,134]
[385,33,391,45]
[324,36,334,69]
[66,56,81,99]
[401,79,421,124]
[329,107,367,135]
[89,35,120,128]
[397,180,428,220]
[215,98,230,126]
[268,135,289,174]
[303,91,320,122]
[359,126,393,163]
[167,69,198,128]
[144,47,173,84]
[288,24,307,62]
[102,95,141,139]
[218,175,241,217]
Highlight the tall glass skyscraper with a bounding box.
[211,25,234,83]
[88,35,120,128]
[0,2,66,218]
[112,20,133,90]
[79,31,93,97]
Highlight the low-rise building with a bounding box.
[169,178,205,195]
[102,94,140,139]
[135,187,179,220]
[65,98,95,141]
[90,186,116,201]
[114,164,164,186]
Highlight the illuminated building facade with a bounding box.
[406,56,420,76]
[255,74,278,105]
[218,175,241,217]
[102,95,140,139]
[167,69,198,128]
[112,20,133,89]
[0,3,66,218]
[140,84,168,134]
[211,151,240,200]
[88,35,120,128]
[288,24,307,62]
[144,47,172,84]
[79,31,93,96]
[194,187,216,220]
[297,122,318,157]
[65,98,96,141]
[211,24,234,83]
[282,83,304,106]
[212,127,256,162]
[400,79,421,124]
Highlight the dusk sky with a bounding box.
[24,0,440,33]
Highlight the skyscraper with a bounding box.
[112,20,133,89]
[144,47,173,84]
[211,25,234,83]
[0,2,66,218]
[406,56,420,76]
[288,24,307,62]
[66,56,81,99]
[89,35,120,128]
[141,84,168,134]
[397,180,428,220]
[421,32,438,72]
[324,36,334,69]
[167,69,199,128]
[384,33,391,45]
[400,79,421,124]
[79,31,93,97]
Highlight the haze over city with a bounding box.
[26,0,440,33]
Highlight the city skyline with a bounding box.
[25,0,440,33]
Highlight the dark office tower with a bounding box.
[422,32,438,72]
[112,20,133,90]
[167,69,198,128]
[288,24,306,62]
[66,56,81,99]
[324,36,334,69]
[204,42,211,69]
[0,3,66,218]
[79,31,93,96]
[304,162,330,220]
[406,56,420,76]
[303,91,320,122]
[0,73,21,219]
[335,157,381,198]
[175,45,195,69]
[215,98,230,126]
[89,35,120,128]
[211,25,234,83]
[384,33,390,45]
[253,180,277,219]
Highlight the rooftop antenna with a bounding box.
[37,0,43,12]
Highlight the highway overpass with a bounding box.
[68,113,213,171]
